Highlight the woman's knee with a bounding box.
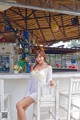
[16,97,32,111]
[16,102,22,111]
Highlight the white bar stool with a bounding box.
[59,78,80,120]
[33,81,59,120]
[0,79,10,120]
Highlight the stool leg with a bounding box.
[37,101,40,120]
[33,103,37,120]
[8,95,10,120]
[49,107,53,119]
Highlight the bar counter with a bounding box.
[0,71,80,79]
[0,72,80,120]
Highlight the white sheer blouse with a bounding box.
[24,66,52,102]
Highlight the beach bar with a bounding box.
[0,0,80,120]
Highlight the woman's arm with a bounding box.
[46,66,55,87]
[30,65,34,71]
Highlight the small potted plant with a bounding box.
[12,65,22,74]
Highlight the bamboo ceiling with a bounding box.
[0,0,80,45]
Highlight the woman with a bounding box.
[16,49,55,120]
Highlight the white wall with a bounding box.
[0,44,14,54]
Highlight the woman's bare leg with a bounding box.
[16,96,35,120]
[17,111,21,120]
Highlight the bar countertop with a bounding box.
[0,72,80,79]
[0,73,30,79]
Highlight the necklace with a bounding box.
[37,62,47,70]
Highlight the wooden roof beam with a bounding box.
[25,8,28,29]
[53,16,67,40]
[0,15,52,23]
[38,0,56,41]
[17,7,22,15]
[10,8,25,18]
[44,12,56,40]
[32,9,47,43]
[9,8,39,39]
[0,26,51,34]
[60,15,67,39]
[54,1,80,4]
[0,12,22,45]
[60,4,76,11]
[46,36,80,44]
[27,0,47,43]
[10,8,36,20]
[0,1,80,16]
[60,24,80,28]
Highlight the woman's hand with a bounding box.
[50,80,55,87]
[30,65,34,71]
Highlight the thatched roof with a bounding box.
[0,0,80,45]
